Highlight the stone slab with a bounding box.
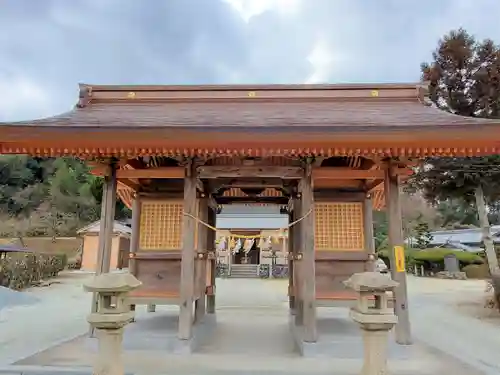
[84,309,216,354]
[290,308,417,359]
[0,367,134,375]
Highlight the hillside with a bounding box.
[0,155,130,240]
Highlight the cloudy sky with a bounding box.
[1,0,500,121]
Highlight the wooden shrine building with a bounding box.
[2,82,500,347]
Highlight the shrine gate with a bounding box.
[2,82,500,348]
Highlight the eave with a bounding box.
[0,82,499,158]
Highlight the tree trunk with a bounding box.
[475,185,499,274]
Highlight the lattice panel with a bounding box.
[314,202,364,251]
[139,200,183,250]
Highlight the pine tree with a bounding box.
[414,28,500,274]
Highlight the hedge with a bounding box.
[462,263,490,279]
[411,248,483,265]
[377,247,484,272]
[0,252,67,290]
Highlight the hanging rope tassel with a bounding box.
[182,208,312,239]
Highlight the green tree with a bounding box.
[414,221,433,249]
[415,28,500,274]
[0,155,130,239]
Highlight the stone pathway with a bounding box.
[0,272,93,365]
[4,276,487,374]
[408,277,500,375]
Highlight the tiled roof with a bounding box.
[407,226,500,246]
[2,83,500,158]
[77,220,131,236]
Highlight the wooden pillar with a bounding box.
[294,197,303,326]
[194,197,208,322]
[299,163,317,343]
[178,161,197,341]
[288,208,295,313]
[363,195,376,272]
[206,205,217,314]
[97,162,118,274]
[384,165,412,345]
[129,194,142,316]
[90,161,117,336]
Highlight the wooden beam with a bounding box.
[384,164,412,345]
[365,179,384,192]
[206,207,217,314]
[299,163,317,343]
[209,177,285,189]
[128,195,141,317]
[124,158,146,169]
[91,165,412,181]
[178,161,198,341]
[288,208,296,313]
[215,196,289,205]
[312,167,411,180]
[90,161,117,336]
[197,165,303,179]
[293,197,303,326]
[313,179,364,189]
[194,197,208,322]
[363,195,376,272]
[118,179,140,191]
[91,166,184,179]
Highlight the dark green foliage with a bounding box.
[0,252,67,290]
[0,156,130,237]
[462,263,491,279]
[410,156,500,206]
[422,28,500,118]
[373,211,388,250]
[414,29,500,206]
[377,247,483,273]
[412,248,483,265]
[414,221,433,249]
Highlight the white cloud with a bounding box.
[306,38,346,84]
[223,0,300,22]
[0,77,54,121]
[1,0,500,121]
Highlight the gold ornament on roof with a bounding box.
[127,92,136,99]
[370,90,379,97]
[247,91,256,97]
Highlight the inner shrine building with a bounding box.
[1,82,500,347]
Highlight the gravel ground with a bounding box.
[407,276,500,375]
[1,271,500,374]
[0,286,39,310]
[0,272,93,365]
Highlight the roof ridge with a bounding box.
[80,82,421,92]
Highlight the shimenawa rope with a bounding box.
[182,208,312,239]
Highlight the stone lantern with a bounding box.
[343,272,399,375]
[84,273,141,375]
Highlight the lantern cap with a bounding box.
[344,272,398,292]
[83,273,142,293]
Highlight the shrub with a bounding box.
[377,246,416,271]
[463,264,490,279]
[0,252,66,290]
[216,263,229,278]
[377,247,483,273]
[259,264,270,278]
[66,256,82,270]
[271,265,288,278]
[412,248,483,265]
